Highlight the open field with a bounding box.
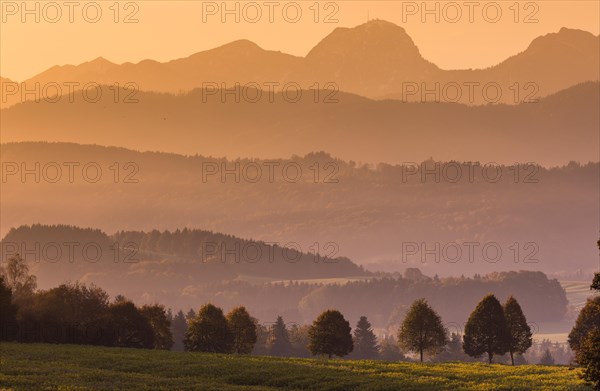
[562,281,597,311]
[0,343,591,391]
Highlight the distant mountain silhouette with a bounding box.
[300,20,439,97]
[2,82,597,166]
[1,20,597,107]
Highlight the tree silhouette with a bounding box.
[170,310,187,351]
[140,304,174,350]
[226,306,257,354]
[463,294,510,364]
[433,333,477,362]
[308,310,353,358]
[186,308,196,321]
[379,336,405,361]
[539,349,555,365]
[184,304,233,353]
[289,324,311,357]
[397,299,447,362]
[269,316,293,357]
[592,273,600,292]
[1,254,36,304]
[575,328,600,389]
[569,296,600,353]
[569,279,600,389]
[591,238,599,292]
[0,276,18,341]
[109,301,155,349]
[352,316,379,359]
[503,296,532,365]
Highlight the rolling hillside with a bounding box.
[1,82,598,166]
[1,142,597,279]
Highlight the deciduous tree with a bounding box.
[398,299,447,362]
[109,300,155,349]
[308,310,353,358]
[140,304,174,350]
[226,306,257,354]
[463,294,510,364]
[568,296,600,353]
[184,304,232,353]
[1,254,36,304]
[503,296,532,365]
[576,328,600,390]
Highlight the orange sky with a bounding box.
[1,0,599,81]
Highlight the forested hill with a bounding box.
[0,225,568,326]
[1,224,368,289]
[2,142,598,277]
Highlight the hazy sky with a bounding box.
[1,1,599,81]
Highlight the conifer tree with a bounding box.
[352,316,379,359]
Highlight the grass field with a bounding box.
[0,343,592,390]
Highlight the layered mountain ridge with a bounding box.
[1,20,598,107]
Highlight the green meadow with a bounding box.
[0,343,591,391]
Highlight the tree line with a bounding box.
[1,252,598,389]
[1,225,570,328]
[0,253,532,363]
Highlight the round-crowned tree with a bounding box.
[109,300,155,349]
[569,296,600,353]
[576,328,600,389]
[184,304,233,353]
[308,310,353,358]
[226,306,257,354]
[463,294,510,364]
[397,299,447,362]
[569,295,600,389]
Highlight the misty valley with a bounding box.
[1,12,599,391]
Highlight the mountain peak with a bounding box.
[356,18,408,31]
[216,39,263,52]
[78,57,116,72]
[527,27,599,52]
[88,56,113,65]
[305,19,426,71]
